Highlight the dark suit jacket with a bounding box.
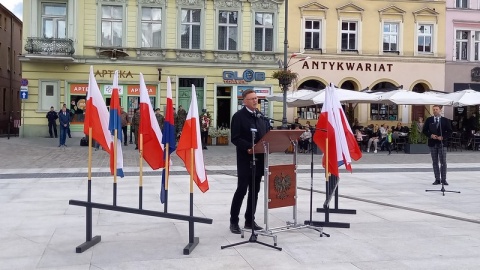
[231,107,268,179]
[422,116,452,147]
[58,111,71,127]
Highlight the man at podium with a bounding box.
[229,89,269,234]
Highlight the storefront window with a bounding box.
[70,96,86,123]
[370,104,398,120]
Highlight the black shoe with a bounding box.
[203,147,207,150]
[432,181,441,185]
[244,221,263,231]
[229,223,241,234]
[68,136,72,138]
[442,181,449,185]
[124,143,128,146]
[135,146,138,150]
[58,144,61,147]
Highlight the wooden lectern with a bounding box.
[246,129,305,244]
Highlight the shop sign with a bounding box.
[471,67,480,82]
[223,69,266,84]
[70,84,89,94]
[237,86,270,98]
[127,85,157,95]
[302,61,393,72]
[95,70,134,78]
[103,85,125,95]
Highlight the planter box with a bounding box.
[207,136,213,146]
[216,136,229,145]
[404,143,430,154]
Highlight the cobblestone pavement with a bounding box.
[2,136,478,170]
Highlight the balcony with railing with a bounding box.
[24,37,75,59]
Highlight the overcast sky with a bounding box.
[0,0,23,21]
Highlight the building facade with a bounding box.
[286,0,446,127]
[445,0,480,125]
[21,0,286,137]
[0,4,22,136]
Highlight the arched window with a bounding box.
[296,79,326,120]
[370,82,398,121]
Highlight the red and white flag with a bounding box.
[139,73,165,169]
[176,85,209,192]
[313,83,362,177]
[84,66,112,153]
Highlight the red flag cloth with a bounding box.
[176,85,209,192]
[138,73,165,169]
[313,83,362,177]
[84,66,111,153]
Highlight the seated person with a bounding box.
[298,127,312,153]
[367,124,381,153]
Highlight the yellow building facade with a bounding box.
[286,0,447,127]
[21,0,286,137]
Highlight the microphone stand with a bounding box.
[425,117,460,196]
[221,128,281,251]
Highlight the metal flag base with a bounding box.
[304,220,350,228]
[183,237,199,255]
[75,235,101,253]
[426,183,460,196]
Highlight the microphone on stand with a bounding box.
[254,109,264,119]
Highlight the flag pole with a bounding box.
[164,143,170,213]
[87,127,93,241]
[325,137,330,223]
[189,147,194,244]
[139,133,143,209]
[113,129,118,206]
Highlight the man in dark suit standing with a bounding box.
[58,105,71,147]
[422,105,452,185]
[229,89,268,234]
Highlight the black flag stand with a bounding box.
[221,128,282,251]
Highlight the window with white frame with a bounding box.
[456,0,468,8]
[475,31,480,61]
[141,7,162,48]
[101,5,123,47]
[254,12,274,52]
[341,21,357,51]
[42,2,67,38]
[180,9,201,49]
[218,11,238,50]
[417,24,433,53]
[383,22,398,52]
[304,20,321,50]
[456,30,469,60]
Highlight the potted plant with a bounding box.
[216,127,230,145]
[272,69,299,89]
[405,121,429,154]
[207,127,217,145]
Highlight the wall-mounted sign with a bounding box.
[223,69,266,84]
[302,61,393,72]
[70,84,89,94]
[127,85,157,95]
[471,67,480,82]
[103,85,125,95]
[237,86,270,98]
[95,70,134,78]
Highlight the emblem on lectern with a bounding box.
[274,173,292,200]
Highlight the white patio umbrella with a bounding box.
[265,89,316,104]
[444,89,480,107]
[376,89,452,105]
[287,86,380,107]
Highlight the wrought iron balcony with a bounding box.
[25,37,75,56]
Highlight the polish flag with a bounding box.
[160,76,177,203]
[139,73,165,169]
[176,85,209,192]
[84,66,112,153]
[313,83,362,177]
[108,71,124,177]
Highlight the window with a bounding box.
[7,47,11,71]
[475,31,480,61]
[341,21,357,51]
[141,7,162,48]
[456,30,469,60]
[304,20,321,50]
[370,104,398,121]
[254,12,273,52]
[101,5,123,47]
[180,9,201,49]
[417,24,433,53]
[383,22,398,52]
[456,0,468,8]
[2,88,6,112]
[42,3,67,38]
[218,11,238,51]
